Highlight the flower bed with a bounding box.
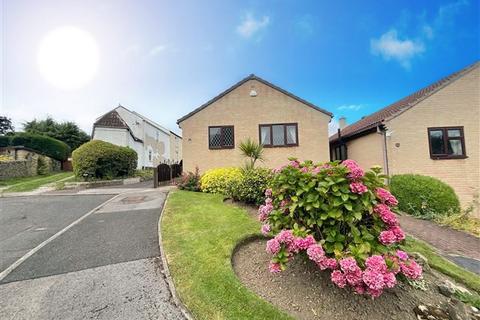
[260,159,423,298]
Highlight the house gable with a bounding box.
[177,74,332,125]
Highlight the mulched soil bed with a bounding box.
[233,238,459,320]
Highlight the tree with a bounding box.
[239,138,264,169]
[0,116,15,135]
[23,117,90,150]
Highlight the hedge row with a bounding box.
[0,133,70,161]
[72,140,137,179]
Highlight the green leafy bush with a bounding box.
[134,169,154,181]
[177,167,201,192]
[4,133,70,160]
[225,167,273,205]
[390,174,460,219]
[200,167,242,194]
[72,140,137,180]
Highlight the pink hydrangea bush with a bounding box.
[260,159,422,298]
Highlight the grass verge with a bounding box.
[161,190,291,320]
[2,172,73,193]
[402,236,480,293]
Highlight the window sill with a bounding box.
[263,144,299,148]
[209,146,235,150]
[430,155,468,160]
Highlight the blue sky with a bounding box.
[1,0,478,135]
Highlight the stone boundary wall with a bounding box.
[0,160,35,180]
[0,147,62,180]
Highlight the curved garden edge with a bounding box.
[159,190,292,320]
[158,191,194,320]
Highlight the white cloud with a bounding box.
[236,13,270,39]
[337,104,364,111]
[148,45,167,57]
[370,30,425,69]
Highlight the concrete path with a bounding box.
[0,187,185,320]
[399,214,480,275]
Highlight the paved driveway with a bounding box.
[0,189,185,319]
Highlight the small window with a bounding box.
[330,144,347,161]
[428,127,466,159]
[259,123,298,147]
[209,126,234,149]
[148,150,152,161]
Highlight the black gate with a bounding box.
[154,161,182,187]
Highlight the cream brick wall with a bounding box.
[386,66,480,213]
[346,132,385,171]
[179,79,331,173]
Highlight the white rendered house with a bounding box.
[92,106,182,169]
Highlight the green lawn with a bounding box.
[161,190,292,320]
[402,236,480,292]
[1,172,73,193]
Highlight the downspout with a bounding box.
[381,127,390,181]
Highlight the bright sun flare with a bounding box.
[37,26,100,90]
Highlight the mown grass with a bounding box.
[402,236,480,293]
[2,172,73,193]
[161,190,291,320]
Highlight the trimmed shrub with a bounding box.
[72,140,137,179]
[177,167,201,192]
[0,135,10,147]
[200,167,242,194]
[390,174,460,219]
[5,133,70,160]
[260,159,423,298]
[225,167,273,205]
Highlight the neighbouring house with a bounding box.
[177,74,333,173]
[0,146,61,179]
[330,61,479,214]
[92,106,182,169]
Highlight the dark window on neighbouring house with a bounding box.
[209,126,234,149]
[331,144,347,161]
[259,123,298,147]
[428,127,466,159]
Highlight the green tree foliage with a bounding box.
[0,116,15,135]
[1,133,70,160]
[23,117,90,150]
[239,138,264,169]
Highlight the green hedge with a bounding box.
[225,167,273,205]
[390,174,460,219]
[72,140,137,179]
[1,133,70,160]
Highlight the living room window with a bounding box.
[428,126,466,159]
[259,123,298,147]
[209,126,234,149]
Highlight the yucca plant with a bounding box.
[239,138,264,169]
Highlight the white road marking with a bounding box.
[0,194,123,282]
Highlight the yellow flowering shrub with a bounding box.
[200,167,243,194]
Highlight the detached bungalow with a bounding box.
[330,61,479,213]
[177,74,333,173]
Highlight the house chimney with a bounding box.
[339,117,347,130]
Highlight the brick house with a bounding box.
[330,61,479,214]
[177,74,333,173]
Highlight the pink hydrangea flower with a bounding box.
[265,197,272,205]
[257,203,273,221]
[362,269,385,290]
[312,166,322,175]
[317,257,338,270]
[300,166,309,173]
[280,199,290,208]
[400,260,422,280]
[293,235,316,251]
[390,226,405,241]
[367,288,383,298]
[266,239,281,255]
[331,270,347,288]
[379,230,397,245]
[374,204,398,226]
[345,269,363,286]
[383,272,397,288]
[269,262,281,273]
[306,244,325,263]
[264,188,272,197]
[396,250,409,261]
[289,160,300,168]
[376,188,399,206]
[354,285,366,295]
[349,182,368,194]
[261,224,271,236]
[365,255,387,273]
[276,230,295,246]
[339,257,359,273]
[342,159,364,179]
[272,165,286,173]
